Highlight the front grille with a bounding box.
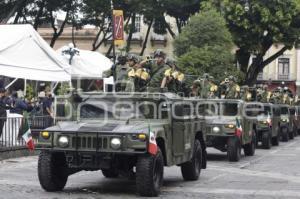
[71,136,109,150]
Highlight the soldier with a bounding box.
[208,76,218,99]
[103,54,129,92]
[161,58,185,93]
[143,49,169,92]
[125,54,149,92]
[219,78,229,99]
[225,76,240,99]
[241,85,252,102]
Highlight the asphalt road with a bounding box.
[1,137,300,199]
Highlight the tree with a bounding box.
[174,10,242,84]
[202,0,300,85]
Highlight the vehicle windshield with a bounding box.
[80,98,169,120]
[280,107,289,115]
[199,102,239,117]
[245,104,271,117]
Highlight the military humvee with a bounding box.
[278,104,293,141]
[289,106,299,138]
[36,92,207,197]
[199,99,256,162]
[244,103,280,149]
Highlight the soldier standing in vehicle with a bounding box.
[103,54,129,92]
[141,49,169,92]
[208,76,218,99]
[160,58,185,93]
[219,78,229,99]
[225,76,240,99]
[125,54,150,92]
[241,85,252,102]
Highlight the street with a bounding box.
[1,138,300,199]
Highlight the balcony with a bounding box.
[150,33,167,47]
[278,74,289,81]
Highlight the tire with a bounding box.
[261,131,272,149]
[281,127,289,142]
[102,168,119,178]
[244,134,256,156]
[38,151,68,192]
[272,133,280,146]
[181,140,202,181]
[227,137,241,162]
[136,148,164,197]
[289,128,294,140]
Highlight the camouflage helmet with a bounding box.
[202,73,209,79]
[209,76,214,81]
[166,57,176,67]
[228,75,235,81]
[127,54,140,63]
[153,49,166,58]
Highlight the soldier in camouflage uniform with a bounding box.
[142,49,169,92]
[103,55,129,92]
[225,76,240,99]
[161,58,185,93]
[219,78,229,99]
[241,85,252,102]
[208,76,218,99]
[125,54,150,92]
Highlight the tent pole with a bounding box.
[24,79,27,96]
[5,78,18,90]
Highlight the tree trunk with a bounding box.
[33,1,45,30]
[126,13,136,52]
[175,17,182,34]
[140,19,153,56]
[236,48,251,74]
[165,19,176,39]
[106,42,114,57]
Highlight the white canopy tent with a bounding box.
[56,46,113,79]
[0,24,71,82]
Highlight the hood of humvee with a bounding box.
[46,120,163,133]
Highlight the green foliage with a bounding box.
[174,10,233,56]
[202,0,300,84]
[174,10,240,84]
[25,84,35,101]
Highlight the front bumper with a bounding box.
[36,130,147,154]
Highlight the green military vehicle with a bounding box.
[36,92,207,197]
[244,103,280,149]
[198,99,256,162]
[289,106,299,138]
[278,104,293,141]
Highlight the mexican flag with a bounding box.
[21,117,34,151]
[267,112,272,127]
[148,125,157,155]
[235,118,243,138]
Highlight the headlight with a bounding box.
[281,118,287,122]
[261,121,268,124]
[111,138,121,150]
[41,131,50,139]
[58,136,69,148]
[212,126,221,133]
[225,124,235,129]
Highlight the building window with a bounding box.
[278,58,290,80]
[135,14,141,33]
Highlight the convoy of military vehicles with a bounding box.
[36,92,300,197]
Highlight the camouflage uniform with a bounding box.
[163,59,185,93]
[208,76,218,99]
[103,61,129,92]
[241,86,252,102]
[225,76,240,99]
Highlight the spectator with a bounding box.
[0,88,9,138]
[10,91,27,115]
[42,91,54,127]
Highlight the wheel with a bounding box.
[136,148,164,197]
[38,151,68,192]
[261,131,271,149]
[227,137,241,162]
[289,128,294,140]
[281,127,289,142]
[102,168,119,178]
[272,133,280,146]
[181,139,202,181]
[244,134,256,156]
